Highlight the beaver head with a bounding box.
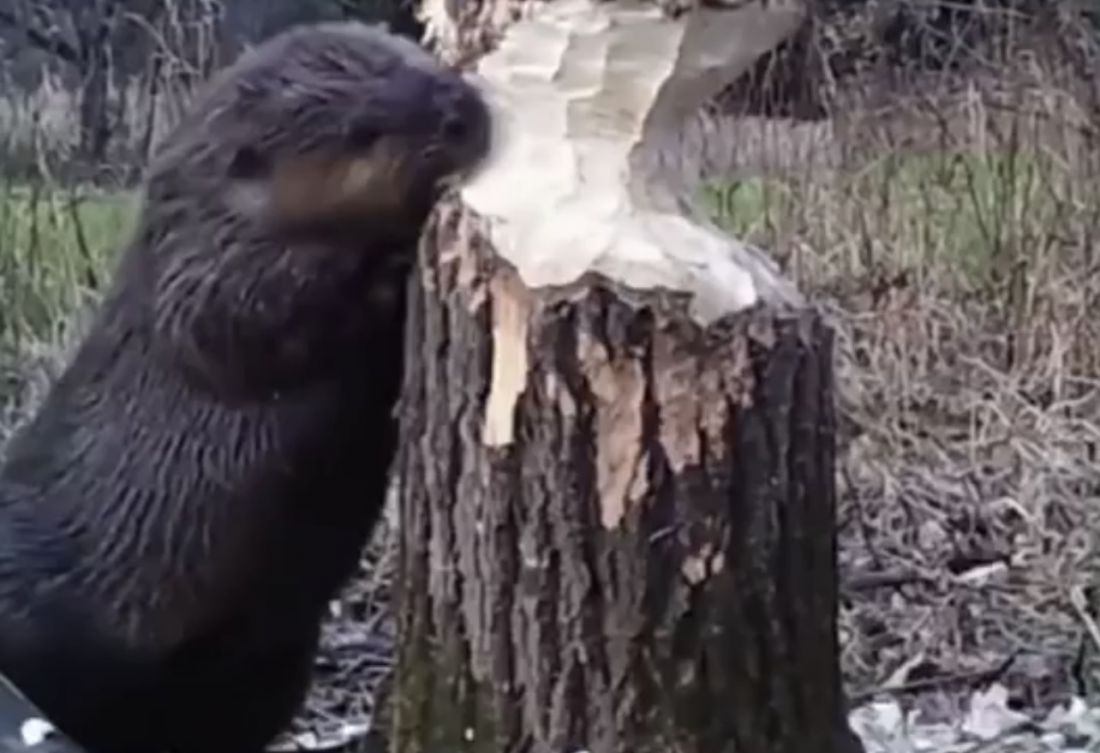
[143,22,492,245]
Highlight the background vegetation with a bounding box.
[3,0,1100,749]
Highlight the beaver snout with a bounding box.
[432,76,492,174]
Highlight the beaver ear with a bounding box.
[228,146,268,179]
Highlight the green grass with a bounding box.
[702,149,1085,289]
[0,184,137,347]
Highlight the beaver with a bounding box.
[0,21,490,753]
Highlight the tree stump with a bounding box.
[390,1,865,752]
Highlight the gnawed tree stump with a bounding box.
[390,1,864,752]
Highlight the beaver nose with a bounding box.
[440,112,469,145]
[434,77,492,162]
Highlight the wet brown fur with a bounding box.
[0,21,490,753]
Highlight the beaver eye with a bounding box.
[228,146,268,179]
[348,125,379,148]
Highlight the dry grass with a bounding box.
[0,75,191,182]
[705,23,1100,724]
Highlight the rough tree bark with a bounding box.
[389,1,865,752]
